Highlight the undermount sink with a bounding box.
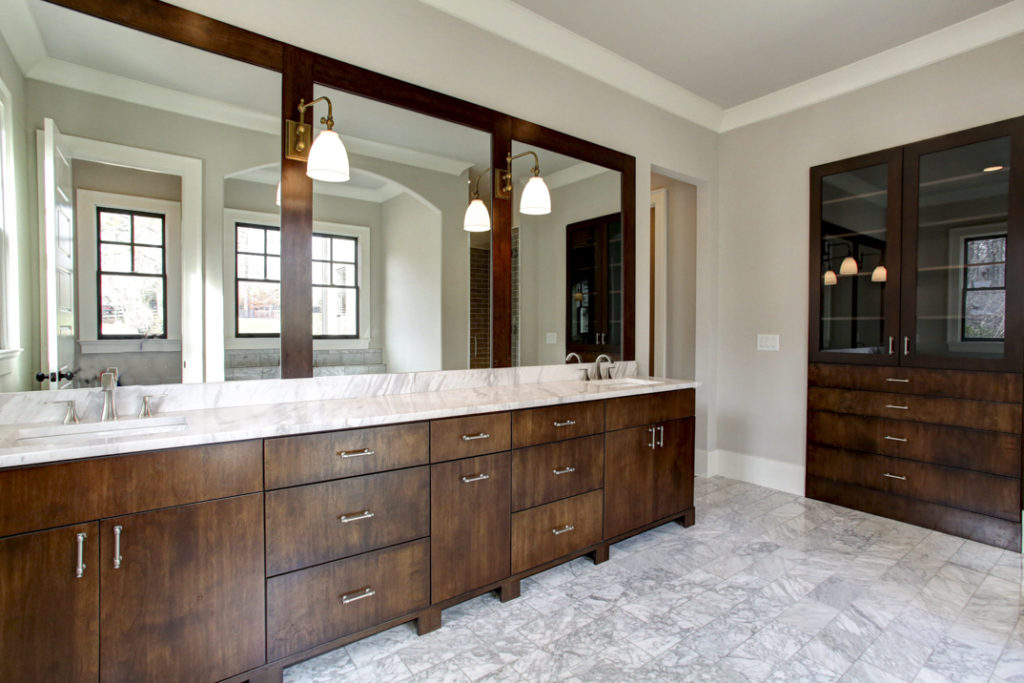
[17,415,189,444]
[588,377,662,388]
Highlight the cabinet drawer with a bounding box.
[512,435,603,511]
[265,467,429,575]
[0,441,262,538]
[512,401,604,448]
[266,539,429,661]
[605,389,694,431]
[808,363,1023,402]
[265,422,428,489]
[430,412,511,463]
[807,387,1021,433]
[807,445,1019,521]
[511,491,603,574]
[808,411,1021,477]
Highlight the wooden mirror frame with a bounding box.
[45,0,635,376]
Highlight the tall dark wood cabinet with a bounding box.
[807,115,1024,550]
[566,213,623,359]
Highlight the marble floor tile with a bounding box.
[284,476,1024,682]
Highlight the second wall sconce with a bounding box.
[285,96,351,183]
[463,150,552,231]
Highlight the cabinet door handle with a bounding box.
[553,419,576,428]
[338,510,375,523]
[461,473,490,483]
[888,336,896,355]
[884,404,909,410]
[112,525,123,569]
[75,532,87,579]
[885,377,910,384]
[337,448,375,458]
[657,425,665,448]
[903,336,911,356]
[883,472,907,481]
[461,432,490,441]
[884,435,908,443]
[553,466,576,476]
[340,586,376,605]
[552,524,575,536]
[648,427,656,449]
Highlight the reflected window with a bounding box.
[97,208,166,338]
[961,235,1006,341]
[235,223,360,338]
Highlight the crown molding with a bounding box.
[0,0,47,74]
[544,161,610,191]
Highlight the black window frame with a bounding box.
[960,234,1007,342]
[96,206,168,340]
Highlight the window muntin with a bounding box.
[97,208,167,338]
[961,235,1006,341]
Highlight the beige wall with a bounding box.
[715,34,1024,489]
[651,172,697,381]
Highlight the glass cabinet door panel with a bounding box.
[903,129,1019,370]
[811,150,901,364]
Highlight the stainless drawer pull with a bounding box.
[461,432,490,441]
[337,448,375,458]
[885,378,910,383]
[884,435,908,443]
[553,466,576,476]
[903,336,911,356]
[338,510,375,523]
[887,336,896,356]
[340,586,376,605]
[462,473,490,483]
[75,532,87,579]
[883,472,907,481]
[113,524,123,569]
[657,425,665,448]
[553,419,576,428]
[552,524,575,536]
[648,427,656,449]
[884,404,909,410]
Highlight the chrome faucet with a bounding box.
[594,354,614,380]
[564,352,582,364]
[100,368,118,421]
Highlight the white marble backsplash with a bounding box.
[0,362,638,427]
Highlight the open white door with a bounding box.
[38,118,76,390]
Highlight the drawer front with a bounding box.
[0,441,262,538]
[266,539,429,661]
[605,389,695,431]
[808,411,1021,477]
[807,387,1021,433]
[511,490,603,574]
[430,412,511,463]
[809,363,1023,402]
[265,467,429,576]
[807,445,1019,521]
[512,435,604,511]
[512,401,604,448]
[265,422,428,489]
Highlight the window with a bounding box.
[961,235,1006,341]
[97,208,167,338]
[235,223,360,338]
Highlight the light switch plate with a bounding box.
[546,332,557,344]
[757,334,780,351]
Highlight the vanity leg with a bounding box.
[590,544,610,565]
[417,607,442,635]
[498,578,520,602]
[676,507,696,528]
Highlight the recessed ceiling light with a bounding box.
[983,165,1005,173]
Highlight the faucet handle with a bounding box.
[100,371,117,390]
[139,394,168,419]
[49,400,80,425]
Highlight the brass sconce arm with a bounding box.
[496,150,542,199]
[286,95,337,161]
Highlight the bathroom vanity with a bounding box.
[0,370,696,683]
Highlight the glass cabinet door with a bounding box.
[810,149,902,364]
[900,120,1023,371]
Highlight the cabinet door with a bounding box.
[653,418,695,521]
[99,494,265,683]
[809,149,902,365]
[430,452,510,603]
[0,523,98,683]
[900,118,1024,371]
[604,425,655,538]
[566,213,623,356]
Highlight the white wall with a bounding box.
[714,34,1024,493]
[381,192,442,372]
[651,172,697,381]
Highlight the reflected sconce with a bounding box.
[839,255,858,276]
[275,181,281,207]
[463,170,492,232]
[497,151,551,215]
[285,96,350,182]
[871,264,887,283]
[823,269,838,286]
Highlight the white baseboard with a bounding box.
[703,449,805,496]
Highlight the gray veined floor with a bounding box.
[283,476,1024,682]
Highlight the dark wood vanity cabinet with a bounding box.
[807,116,1024,549]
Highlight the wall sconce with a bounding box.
[871,264,887,282]
[823,269,838,286]
[285,96,350,183]
[839,255,858,276]
[463,150,552,231]
[463,170,491,232]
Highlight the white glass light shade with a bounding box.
[306,130,350,182]
[275,181,281,207]
[871,265,887,282]
[823,269,838,286]
[839,256,858,276]
[519,176,551,215]
[463,198,491,232]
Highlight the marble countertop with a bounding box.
[0,376,696,469]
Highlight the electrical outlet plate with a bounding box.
[757,334,780,351]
